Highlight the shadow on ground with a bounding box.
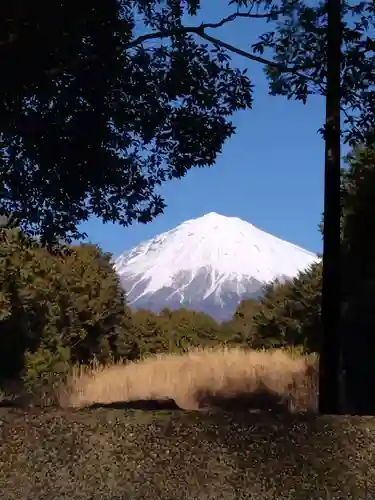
[88,387,297,413]
[89,398,181,411]
[196,387,293,412]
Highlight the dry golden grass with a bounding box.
[60,346,319,413]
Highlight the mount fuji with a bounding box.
[114,212,318,321]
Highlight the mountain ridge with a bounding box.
[114,212,318,321]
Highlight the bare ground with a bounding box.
[1,407,374,500]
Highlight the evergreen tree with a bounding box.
[0,231,130,390]
[166,308,221,351]
[223,298,262,346]
[127,307,223,356]
[251,263,322,352]
[55,243,130,364]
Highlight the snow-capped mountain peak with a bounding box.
[114,212,318,321]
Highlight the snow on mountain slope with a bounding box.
[114,212,319,321]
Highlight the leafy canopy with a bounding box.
[251,0,375,144]
[1,0,253,242]
[3,0,375,244]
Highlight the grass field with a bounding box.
[61,346,319,414]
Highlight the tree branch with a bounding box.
[198,31,289,70]
[199,10,283,29]
[126,10,282,49]
[128,24,293,67]
[127,24,283,68]
[127,10,282,51]
[125,13,319,82]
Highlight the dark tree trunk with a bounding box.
[318,0,342,414]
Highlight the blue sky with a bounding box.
[79,2,327,258]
